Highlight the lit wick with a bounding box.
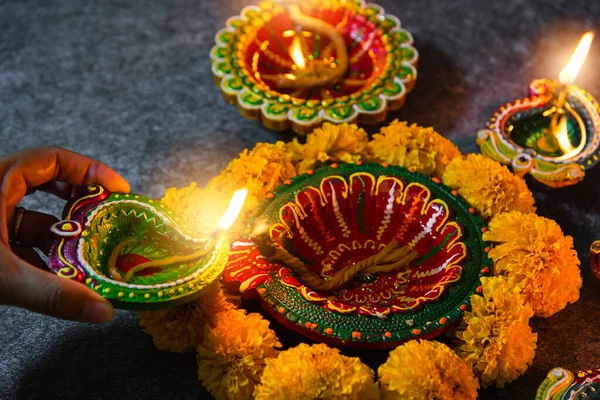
[539,32,594,156]
[215,189,249,235]
[108,189,248,283]
[277,1,349,90]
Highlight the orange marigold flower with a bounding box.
[255,343,379,400]
[137,282,234,353]
[196,309,281,400]
[455,276,538,388]
[286,122,368,174]
[378,339,479,400]
[442,154,535,219]
[364,120,461,178]
[161,141,296,238]
[483,211,582,317]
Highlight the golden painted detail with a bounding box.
[326,300,356,314]
[56,239,79,279]
[65,185,105,219]
[321,239,383,273]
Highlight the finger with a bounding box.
[13,210,59,254]
[10,244,48,270]
[35,181,76,200]
[2,147,130,220]
[0,254,114,324]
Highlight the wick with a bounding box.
[107,233,216,283]
[250,218,419,292]
[276,3,349,90]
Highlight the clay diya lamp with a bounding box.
[48,184,247,310]
[211,0,418,134]
[478,32,600,188]
[536,367,600,399]
[591,240,600,282]
[224,163,492,349]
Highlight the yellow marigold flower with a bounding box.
[364,120,461,178]
[214,141,296,199]
[483,212,582,317]
[207,141,296,234]
[160,141,296,238]
[455,276,538,388]
[442,154,535,219]
[254,343,379,400]
[286,123,368,174]
[378,339,479,400]
[161,182,232,236]
[197,309,281,400]
[137,282,234,353]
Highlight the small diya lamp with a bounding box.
[224,163,492,349]
[477,32,600,187]
[211,0,418,134]
[590,240,600,282]
[536,367,600,399]
[48,184,247,310]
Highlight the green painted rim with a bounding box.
[245,163,492,344]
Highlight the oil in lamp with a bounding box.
[477,32,600,187]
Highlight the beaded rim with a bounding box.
[211,0,419,135]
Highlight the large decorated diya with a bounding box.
[477,32,599,188]
[211,0,418,134]
[536,367,600,400]
[224,163,492,348]
[48,185,244,310]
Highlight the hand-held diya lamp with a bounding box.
[477,32,600,188]
[48,185,247,309]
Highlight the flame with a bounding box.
[559,32,594,84]
[289,36,306,69]
[554,116,575,154]
[217,189,248,231]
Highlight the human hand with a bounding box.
[0,147,130,323]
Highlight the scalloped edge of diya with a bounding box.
[210,0,418,135]
[535,367,600,400]
[48,185,230,310]
[225,163,493,348]
[477,78,600,188]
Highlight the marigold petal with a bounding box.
[378,339,479,400]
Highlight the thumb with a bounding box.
[2,256,114,323]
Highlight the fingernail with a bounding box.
[80,299,114,324]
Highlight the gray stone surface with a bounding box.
[1,0,600,398]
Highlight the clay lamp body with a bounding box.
[48,185,247,310]
[211,0,418,134]
[224,164,492,349]
[478,32,600,188]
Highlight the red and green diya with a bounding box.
[48,185,229,310]
[224,164,492,348]
[211,0,418,134]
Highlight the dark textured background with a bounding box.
[1,0,600,399]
